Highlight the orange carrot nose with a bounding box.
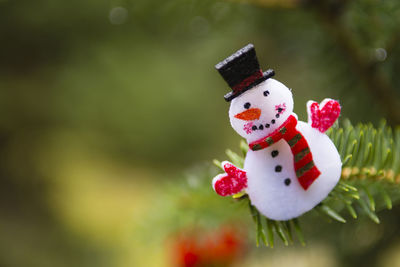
[234,108,261,121]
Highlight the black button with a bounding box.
[265,124,270,128]
[259,124,264,130]
[252,125,257,131]
[275,165,282,172]
[276,114,280,118]
[284,178,291,186]
[244,102,251,109]
[277,108,283,113]
[271,150,279,157]
[271,119,276,124]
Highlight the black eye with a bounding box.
[263,90,270,97]
[244,102,251,109]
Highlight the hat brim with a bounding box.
[224,69,275,102]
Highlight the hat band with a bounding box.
[232,70,263,93]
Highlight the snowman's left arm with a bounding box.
[212,161,247,197]
[307,98,341,133]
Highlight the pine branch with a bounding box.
[214,119,400,246]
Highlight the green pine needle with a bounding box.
[362,186,376,211]
[292,218,306,246]
[213,159,223,171]
[357,198,380,224]
[272,221,289,246]
[283,221,294,244]
[265,218,275,248]
[380,187,392,210]
[318,205,346,223]
[345,203,358,218]
[225,149,244,168]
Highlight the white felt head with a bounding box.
[228,78,294,143]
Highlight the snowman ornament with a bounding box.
[212,44,342,221]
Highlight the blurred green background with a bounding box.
[1,0,400,266]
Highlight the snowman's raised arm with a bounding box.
[306,98,341,133]
[212,161,247,197]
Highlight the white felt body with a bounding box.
[244,120,342,221]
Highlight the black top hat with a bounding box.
[215,44,275,102]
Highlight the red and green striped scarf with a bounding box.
[249,115,321,190]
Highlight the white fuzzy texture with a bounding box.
[229,79,294,143]
[228,78,342,220]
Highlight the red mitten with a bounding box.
[212,161,248,197]
[307,99,341,133]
